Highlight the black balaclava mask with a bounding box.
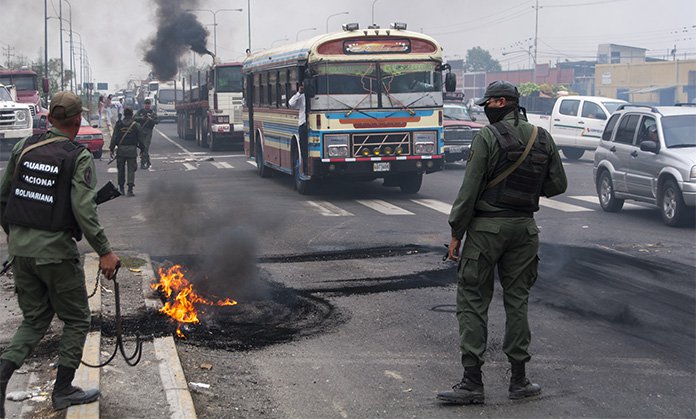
[484,103,518,124]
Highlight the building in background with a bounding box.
[596,59,696,105]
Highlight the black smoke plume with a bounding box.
[144,0,213,81]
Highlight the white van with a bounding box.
[526,96,626,160]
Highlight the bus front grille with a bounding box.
[351,132,411,157]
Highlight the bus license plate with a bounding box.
[373,162,390,172]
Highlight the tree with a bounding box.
[464,47,501,73]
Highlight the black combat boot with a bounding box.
[1,359,18,419]
[436,366,485,405]
[508,361,541,400]
[127,185,134,197]
[118,185,125,195]
[51,365,100,410]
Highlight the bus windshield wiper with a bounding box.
[385,92,432,118]
[382,86,416,116]
[329,96,377,119]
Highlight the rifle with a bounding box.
[0,181,122,276]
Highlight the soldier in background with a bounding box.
[438,81,567,405]
[134,98,159,169]
[109,107,143,197]
[0,91,120,414]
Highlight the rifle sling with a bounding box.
[485,125,538,190]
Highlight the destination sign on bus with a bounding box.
[343,39,411,54]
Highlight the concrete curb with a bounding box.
[140,253,198,419]
[67,253,102,419]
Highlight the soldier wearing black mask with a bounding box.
[438,81,567,405]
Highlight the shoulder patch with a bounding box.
[84,165,92,185]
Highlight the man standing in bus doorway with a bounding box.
[134,99,159,169]
[288,81,308,173]
[437,81,567,405]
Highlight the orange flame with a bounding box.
[152,264,237,338]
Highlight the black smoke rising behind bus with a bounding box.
[144,0,213,81]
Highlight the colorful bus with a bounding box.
[242,23,456,194]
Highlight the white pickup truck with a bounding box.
[0,83,33,154]
[526,95,626,160]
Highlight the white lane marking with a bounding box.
[183,163,197,171]
[211,162,234,169]
[571,195,645,210]
[306,201,354,217]
[107,168,117,173]
[131,214,146,222]
[411,199,452,214]
[247,160,258,167]
[539,197,592,212]
[155,128,196,157]
[356,199,414,215]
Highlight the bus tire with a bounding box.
[399,172,423,194]
[255,139,271,178]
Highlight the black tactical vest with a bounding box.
[4,133,84,237]
[480,121,550,213]
[114,119,140,146]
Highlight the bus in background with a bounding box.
[242,22,456,194]
[156,81,181,122]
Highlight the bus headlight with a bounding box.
[214,115,230,124]
[325,134,350,158]
[414,131,437,155]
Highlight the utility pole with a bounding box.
[3,45,14,68]
[44,0,49,104]
[59,0,64,90]
[533,0,539,83]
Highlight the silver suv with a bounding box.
[593,104,696,226]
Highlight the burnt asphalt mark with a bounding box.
[535,243,695,367]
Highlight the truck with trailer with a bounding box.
[175,62,245,151]
[0,69,49,135]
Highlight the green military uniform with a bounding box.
[448,111,567,368]
[109,117,143,193]
[0,128,112,370]
[134,107,158,169]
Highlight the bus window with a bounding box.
[254,74,261,106]
[268,71,277,107]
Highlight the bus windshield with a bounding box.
[216,66,243,92]
[312,61,442,111]
[158,89,182,104]
[0,74,37,91]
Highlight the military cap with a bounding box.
[476,81,520,106]
[144,98,152,104]
[49,91,88,120]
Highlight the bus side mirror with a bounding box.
[42,77,50,94]
[445,72,457,92]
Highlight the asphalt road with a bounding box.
[1,122,694,418]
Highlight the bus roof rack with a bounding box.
[343,23,359,31]
[616,103,659,112]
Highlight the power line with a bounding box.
[423,1,534,32]
[542,0,631,7]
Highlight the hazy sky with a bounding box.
[1,0,694,91]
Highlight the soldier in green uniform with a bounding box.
[109,107,143,197]
[437,81,567,405]
[134,98,159,170]
[0,91,121,415]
